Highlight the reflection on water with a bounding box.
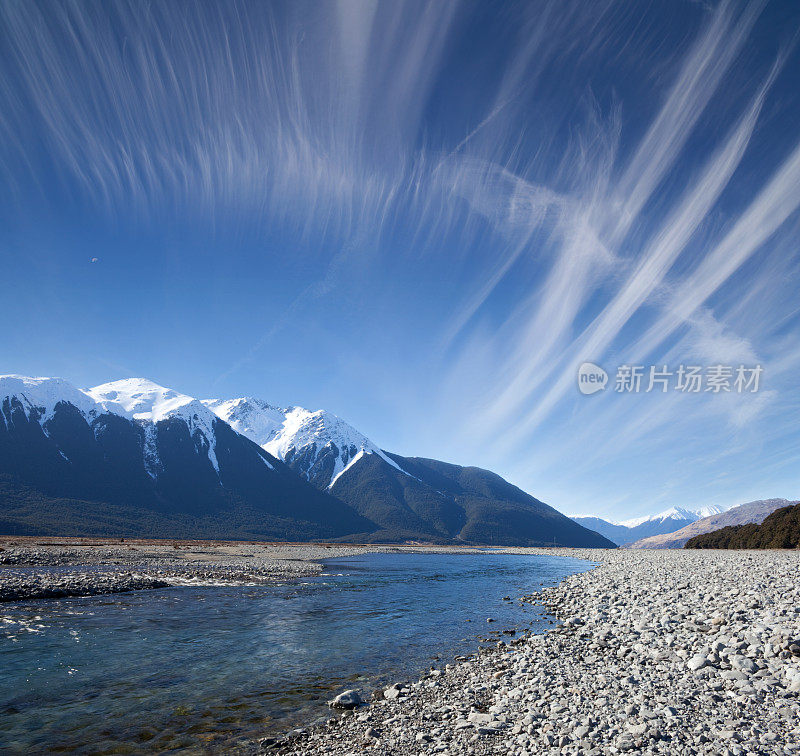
[0,552,591,754]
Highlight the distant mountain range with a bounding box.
[0,375,613,547]
[625,499,797,549]
[571,505,729,546]
[684,501,800,549]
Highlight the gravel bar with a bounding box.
[0,541,374,602]
[284,549,800,755]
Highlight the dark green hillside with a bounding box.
[0,476,375,541]
[400,457,615,547]
[326,452,466,542]
[684,504,800,549]
[328,452,615,547]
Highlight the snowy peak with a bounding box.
[619,506,700,528]
[89,378,222,474]
[269,406,410,489]
[693,504,730,519]
[204,397,410,489]
[3,375,400,489]
[618,504,730,528]
[87,378,212,424]
[0,374,99,424]
[2,375,231,479]
[264,406,381,461]
[202,397,287,446]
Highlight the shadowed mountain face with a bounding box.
[325,453,615,547]
[684,502,800,549]
[631,499,798,549]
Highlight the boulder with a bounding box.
[328,690,363,709]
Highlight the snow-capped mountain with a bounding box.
[88,378,230,475]
[0,375,372,540]
[88,378,216,423]
[627,499,797,549]
[0,374,614,547]
[618,505,729,529]
[572,504,732,546]
[201,397,285,447]
[203,395,614,547]
[0,375,229,479]
[0,375,101,422]
[203,397,411,489]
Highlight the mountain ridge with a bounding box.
[0,375,373,540]
[203,397,414,489]
[0,375,613,547]
[571,504,732,546]
[204,396,613,547]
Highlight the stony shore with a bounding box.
[286,549,800,756]
[0,540,374,602]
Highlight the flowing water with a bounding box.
[0,551,592,754]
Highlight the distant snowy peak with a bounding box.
[618,504,730,528]
[204,397,410,489]
[693,504,730,519]
[572,502,737,546]
[619,507,697,528]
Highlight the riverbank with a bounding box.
[0,547,584,754]
[287,549,800,755]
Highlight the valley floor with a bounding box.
[3,542,799,754]
[287,549,800,756]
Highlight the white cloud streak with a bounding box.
[2,0,799,516]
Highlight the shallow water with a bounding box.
[0,551,592,754]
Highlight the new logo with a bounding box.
[577,362,608,395]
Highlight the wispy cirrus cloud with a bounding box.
[486,61,781,450]
[2,0,799,518]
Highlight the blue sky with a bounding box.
[2,0,800,520]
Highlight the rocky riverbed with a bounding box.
[285,549,800,755]
[0,539,373,602]
[0,540,559,603]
